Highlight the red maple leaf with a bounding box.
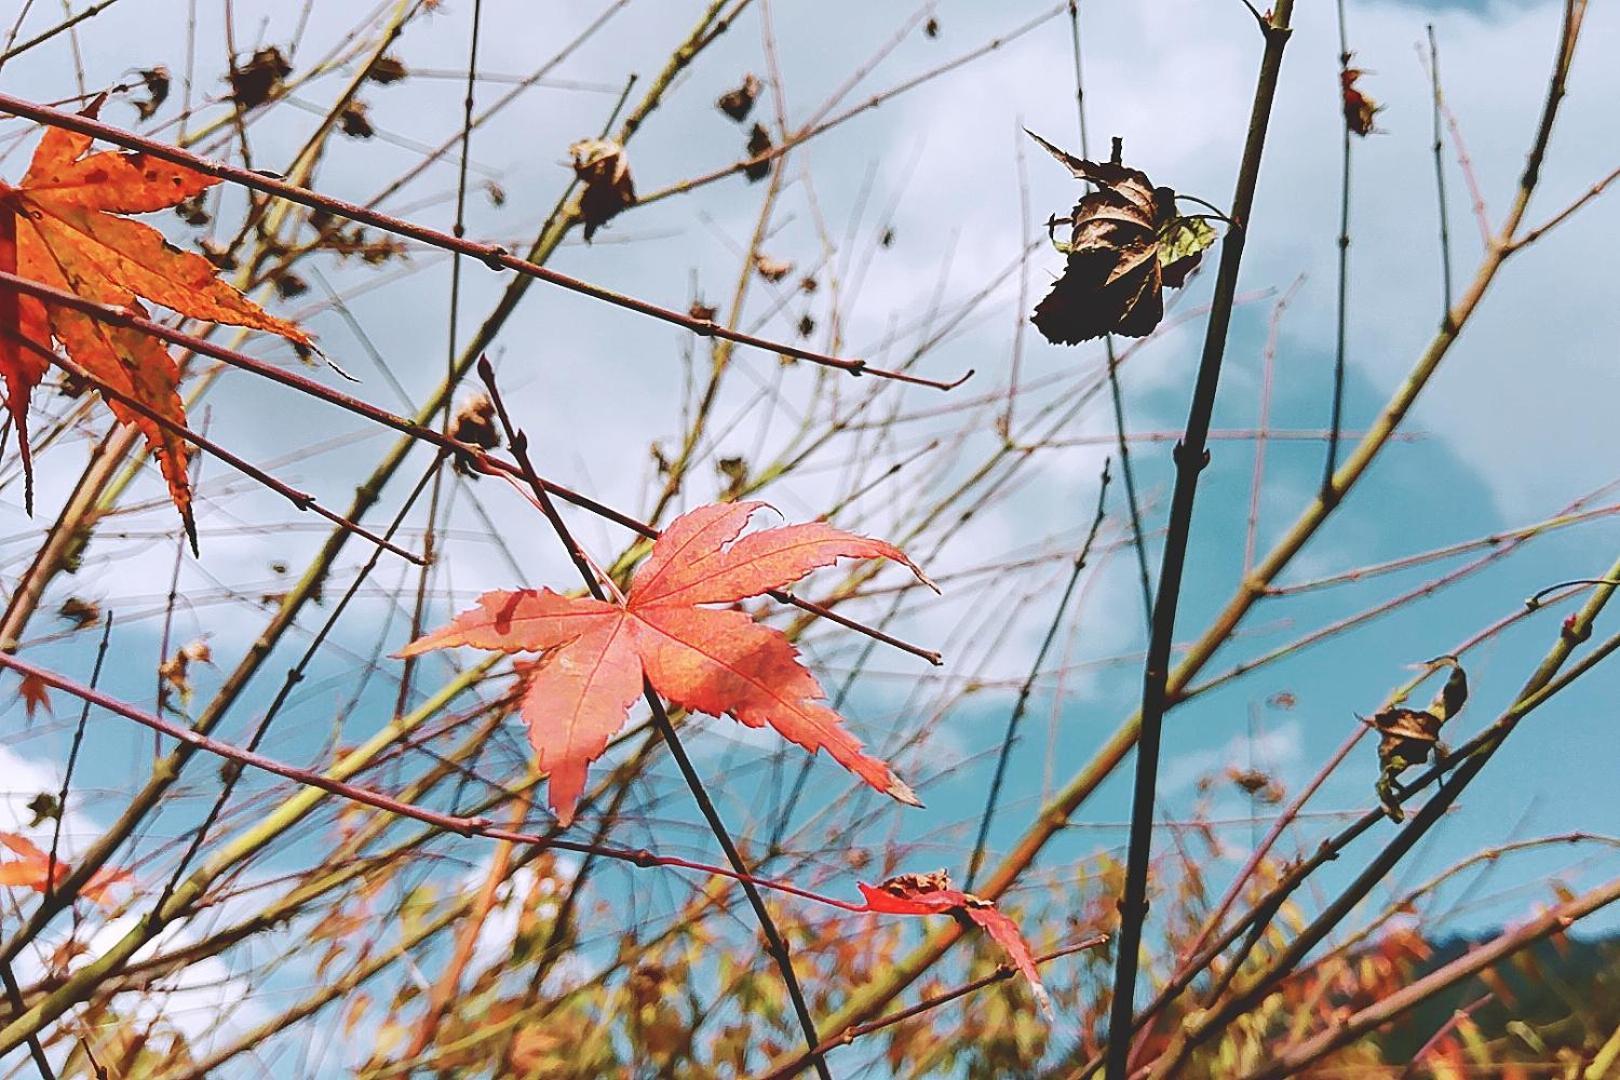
[0,832,131,908]
[0,99,310,535]
[400,501,934,826]
[858,869,1051,1015]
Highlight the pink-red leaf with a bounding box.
[401,503,930,825]
[858,870,1050,1016]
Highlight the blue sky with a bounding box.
[2,0,1618,1072]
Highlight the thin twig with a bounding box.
[965,458,1109,889]
[0,91,967,388]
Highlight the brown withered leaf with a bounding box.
[796,313,815,338]
[569,138,635,242]
[1027,131,1214,344]
[1342,65,1381,137]
[450,391,499,476]
[273,271,309,299]
[716,73,762,122]
[483,179,506,207]
[174,191,210,227]
[924,16,940,38]
[688,299,718,322]
[338,100,375,139]
[1372,657,1467,821]
[799,275,818,293]
[1225,766,1284,805]
[366,54,408,84]
[132,67,171,121]
[57,597,101,630]
[744,123,774,182]
[229,46,292,109]
[754,254,793,282]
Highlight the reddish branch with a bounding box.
[0,271,940,666]
[0,648,874,917]
[0,91,966,389]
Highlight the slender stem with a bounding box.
[1426,25,1454,317]
[965,459,1109,889]
[1068,0,1153,632]
[1104,9,1294,1077]
[1323,0,1352,497]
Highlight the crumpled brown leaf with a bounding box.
[716,73,761,122]
[744,123,773,182]
[569,138,635,242]
[1372,657,1468,821]
[1342,64,1381,137]
[1027,130,1213,344]
[229,46,292,109]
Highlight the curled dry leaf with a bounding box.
[229,46,292,109]
[132,67,171,122]
[688,298,718,322]
[569,138,635,242]
[400,502,935,826]
[744,123,774,182]
[449,391,500,476]
[0,100,311,538]
[0,832,131,908]
[1341,65,1382,137]
[1371,658,1467,821]
[366,54,409,85]
[56,597,102,629]
[858,869,1051,1017]
[753,254,793,283]
[716,73,762,122]
[338,100,375,139]
[1027,130,1216,344]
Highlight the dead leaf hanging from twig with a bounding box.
[716,73,761,122]
[569,138,635,242]
[1027,130,1217,344]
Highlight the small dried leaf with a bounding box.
[569,138,635,242]
[132,67,171,122]
[25,793,60,828]
[754,254,793,283]
[1027,131,1209,344]
[689,299,718,322]
[229,46,292,109]
[366,55,408,84]
[483,179,506,207]
[796,313,815,338]
[924,16,941,38]
[273,271,309,299]
[716,73,762,122]
[745,123,774,182]
[338,100,374,139]
[1342,66,1381,137]
[57,597,102,630]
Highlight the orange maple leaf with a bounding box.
[858,869,1051,1016]
[400,501,933,826]
[0,832,131,908]
[14,670,52,721]
[0,99,310,537]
